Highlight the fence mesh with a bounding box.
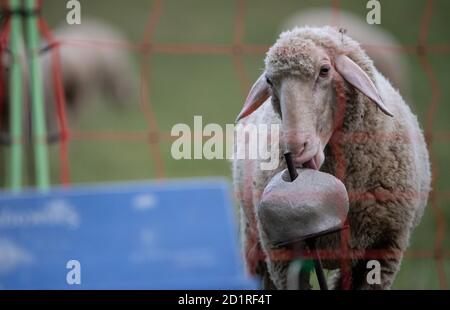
[0,0,449,289]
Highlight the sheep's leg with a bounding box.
[330,191,414,290]
[265,259,291,289]
[331,242,405,290]
[261,263,277,289]
[352,244,404,290]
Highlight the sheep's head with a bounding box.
[236,27,393,170]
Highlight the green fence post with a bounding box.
[24,0,50,190]
[8,0,25,191]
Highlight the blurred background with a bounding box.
[0,0,449,289]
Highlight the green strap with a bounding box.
[300,259,315,274]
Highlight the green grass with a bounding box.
[1,0,449,289]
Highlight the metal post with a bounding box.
[307,239,328,290]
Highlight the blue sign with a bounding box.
[0,179,256,289]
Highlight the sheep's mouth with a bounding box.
[290,146,323,171]
[293,157,320,170]
[302,158,319,170]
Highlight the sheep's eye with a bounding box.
[266,77,273,86]
[319,65,330,77]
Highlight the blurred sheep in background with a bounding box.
[0,18,137,142]
[41,18,138,134]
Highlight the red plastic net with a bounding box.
[0,0,448,289]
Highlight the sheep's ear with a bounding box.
[236,72,271,121]
[335,55,394,117]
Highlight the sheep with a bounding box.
[281,8,410,97]
[232,26,431,290]
[0,19,136,141]
[41,18,137,134]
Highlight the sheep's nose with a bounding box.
[283,132,312,157]
[292,139,309,158]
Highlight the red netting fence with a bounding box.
[0,0,448,289]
